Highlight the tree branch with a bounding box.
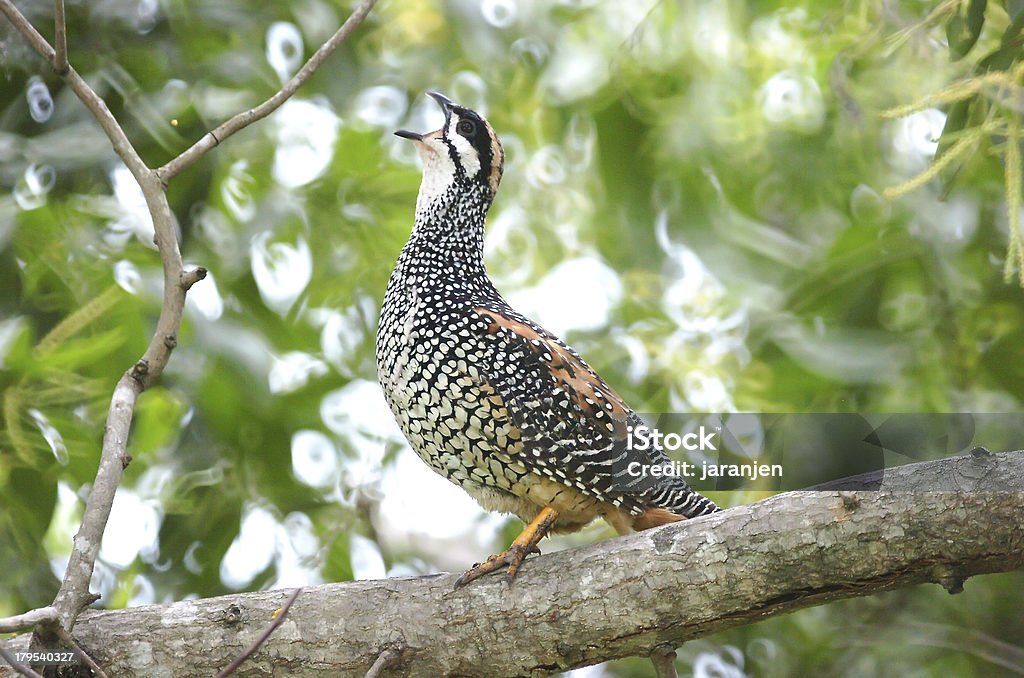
[364,647,402,678]
[3,451,1021,678]
[215,588,302,678]
[51,626,110,678]
[52,0,67,74]
[0,1,53,64]
[649,645,678,678]
[0,0,147,178]
[1,0,375,642]
[1,0,189,635]
[156,0,379,182]
[11,77,171,634]
[180,266,208,291]
[0,608,57,635]
[0,647,44,678]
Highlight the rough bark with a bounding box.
[3,450,1023,678]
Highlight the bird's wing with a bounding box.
[467,304,682,515]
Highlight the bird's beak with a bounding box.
[394,91,455,141]
[427,90,455,120]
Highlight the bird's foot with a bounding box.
[453,505,559,588]
[454,544,532,588]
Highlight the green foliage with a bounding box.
[1,0,1022,675]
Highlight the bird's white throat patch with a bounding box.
[414,136,457,215]
[412,113,483,215]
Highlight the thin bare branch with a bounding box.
[1,0,195,635]
[3,0,365,642]
[215,588,303,678]
[50,375,135,630]
[0,645,45,678]
[650,645,678,678]
[156,0,379,182]
[364,647,402,678]
[0,1,53,60]
[0,0,148,179]
[52,626,110,678]
[0,607,57,634]
[46,177,192,634]
[53,0,67,73]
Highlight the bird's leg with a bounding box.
[454,506,559,588]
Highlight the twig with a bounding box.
[180,266,208,290]
[156,0,378,182]
[0,607,57,634]
[52,625,111,678]
[0,645,45,678]
[214,588,303,678]
[650,644,678,678]
[0,1,53,60]
[53,0,67,73]
[0,0,147,179]
[364,647,402,678]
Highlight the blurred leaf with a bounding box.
[946,0,986,60]
[323,533,353,583]
[130,387,190,458]
[934,97,977,194]
[935,0,1024,193]
[29,327,128,373]
[0,467,59,610]
[974,7,1024,71]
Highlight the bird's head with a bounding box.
[396,92,504,209]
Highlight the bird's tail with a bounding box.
[671,488,720,518]
[630,486,720,531]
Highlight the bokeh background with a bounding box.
[2,0,1023,675]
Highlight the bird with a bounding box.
[376,91,720,587]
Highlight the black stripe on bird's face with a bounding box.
[444,106,504,196]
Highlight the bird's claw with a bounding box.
[454,543,534,588]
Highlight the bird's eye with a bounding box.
[456,119,476,137]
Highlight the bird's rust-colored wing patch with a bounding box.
[472,306,631,435]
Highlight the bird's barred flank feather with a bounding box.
[377,92,720,583]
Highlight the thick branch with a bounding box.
[3,451,1022,678]
[156,0,378,182]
